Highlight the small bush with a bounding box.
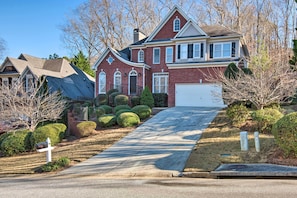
[153,93,168,107]
[226,104,250,125]
[140,86,154,108]
[40,157,70,172]
[114,94,129,106]
[115,109,133,118]
[117,112,140,127]
[272,112,297,157]
[132,105,152,120]
[76,121,97,137]
[98,114,116,128]
[95,94,108,106]
[114,105,131,114]
[0,130,31,156]
[95,107,105,118]
[109,92,121,106]
[31,124,63,147]
[131,96,141,107]
[100,105,113,114]
[252,108,283,133]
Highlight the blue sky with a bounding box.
[0,0,86,60]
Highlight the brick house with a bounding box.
[93,6,248,107]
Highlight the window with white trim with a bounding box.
[153,73,168,93]
[177,43,204,60]
[166,47,173,63]
[98,71,106,94]
[113,71,121,92]
[213,43,231,58]
[1,78,8,87]
[173,17,180,32]
[153,48,160,64]
[138,50,144,62]
[25,74,34,92]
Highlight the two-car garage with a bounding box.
[175,83,225,107]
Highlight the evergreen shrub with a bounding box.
[98,114,116,128]
[140,86,154,108]
[76,121,97,137]
[132,105,152,120]
[114,94,129,106]
[252,108,283,133]
[117,112,140,127]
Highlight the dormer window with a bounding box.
[173,17,180,32]
[138,50,144,62]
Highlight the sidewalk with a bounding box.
[60,107,220,177]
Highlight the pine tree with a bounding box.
[140,86,154,108]
[71,51,95,77]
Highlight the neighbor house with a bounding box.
[93,5,248,107]
[0,54,94,100]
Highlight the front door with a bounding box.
[130,76,137,95]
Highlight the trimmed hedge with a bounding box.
[109,92,121,106]
[115,109,133,118]
[272,112,297,157]
[114,94,129,106]
[31,123,67,147]
[132,105,152,120]
[95,94,108,106]
[252,108,283,133]
[76,121,97,137]
[226,104,249,125]
[131,95,141,107]
[153,93,168,107]
[0,130,31,156]
[100,105,113,114]
[114,105,131,114]
[98,114,117,128]
[117,112,140,127]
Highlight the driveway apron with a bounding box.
[60,107,220,177]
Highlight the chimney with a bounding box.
[133,28,146,43]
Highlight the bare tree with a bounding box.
[0,78,67,131]
[205,50,297,110]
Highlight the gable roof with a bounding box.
[145,5,189,42]
[174,20,208,39]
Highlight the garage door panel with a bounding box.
[175,83,225,107]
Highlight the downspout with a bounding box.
[142,64,145,90]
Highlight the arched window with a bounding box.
[98,71,106,94]
[138,50,144,62]
[173,17,180,32]
[113,71,122,92]
[129,70,137,95]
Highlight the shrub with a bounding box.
[0,130,31,156]
[115,109,133,118]
[109,92,121,106]
[140,86,154,108]
[224,63,240,79]
[76,121,97,137]
[130,95,141,107]
[95,107,105,118]
[98,114,116,128]
[132,105,152,120]
[117,112,140,127]
[100,105,113,114]
[40,157,70,172]
[226,104,250,125]
[114,94,129,106]
[252,108,283,133]
[95,94,108,106]
[272,112,297,157]
[31,124,63,147]
[153,93,168,107]
[46,123,67,141]
[114,105,131,114]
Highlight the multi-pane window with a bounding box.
[138,50,144,62]
[2,78,8,87]
[99,71,106,94]
[153,48,160,64]
[25,74,34,92]
[153,73,168,93]
[213,43,231,58]
[166,47,173,63]
[173,18,180,32]
[177,43,204,60]
[113,71,121,92]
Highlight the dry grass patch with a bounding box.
[0,127,133,174]
[184,110,276,172]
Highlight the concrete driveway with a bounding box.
[60,107,220,177]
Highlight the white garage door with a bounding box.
[175,83,225,107]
